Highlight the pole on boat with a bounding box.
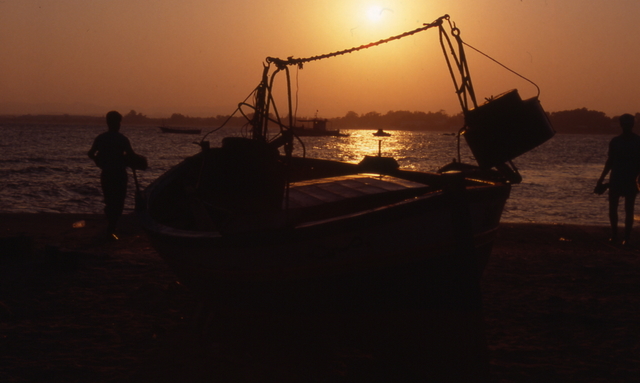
[251,65,271,141]
[132,169,145,212]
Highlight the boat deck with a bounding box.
[286,174,431,210]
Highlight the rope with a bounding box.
[199,86,257,144]
[462,41,541,99]
[265,15,449,68]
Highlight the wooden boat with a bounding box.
[159,126,202,135]
[138,15,554,312]
[292,118,348,137]
[139,150,512,311]
[373,129,391,137]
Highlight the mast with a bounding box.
[251,65,270,142]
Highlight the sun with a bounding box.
[366,5,387,22]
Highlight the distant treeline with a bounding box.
[1,108,638,135]
[0,110,245,129]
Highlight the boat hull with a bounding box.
[139,152,510,313]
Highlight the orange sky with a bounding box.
[2,0,639,118]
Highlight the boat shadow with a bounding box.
[131,253,491,382]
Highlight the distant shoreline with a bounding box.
[0,110,629,134]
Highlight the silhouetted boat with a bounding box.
[159,126,202,135]
[138,15,554,312]
[292,118,348,137]
[373,129,391,137]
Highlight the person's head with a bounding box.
[620,113,635,132]
[106,111,122,132]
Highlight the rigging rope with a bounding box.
[257,14,451,160]
[462,41,541,99]
[265,15,449,68]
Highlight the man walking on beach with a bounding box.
[596,114,640,245]
[88,111,138,240]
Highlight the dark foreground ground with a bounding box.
[1,213,639,382]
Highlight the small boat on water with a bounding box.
[159,126,202,135]
[373,129,391,137]
[292,118,348,137]
[138,15,554,312]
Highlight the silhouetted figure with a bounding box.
[88,111,137,240]
[597,114,640,245]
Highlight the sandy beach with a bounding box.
[1,213,639,382]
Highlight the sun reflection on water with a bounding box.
[292,129,469,172]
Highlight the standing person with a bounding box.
[596,114,640,245]
[88,111,137,240]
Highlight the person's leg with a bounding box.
[623,193,637,244]
[609,192,621,242]
[101,170,128,236]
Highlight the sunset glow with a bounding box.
[1,0,640,118]
[365,5,388,22]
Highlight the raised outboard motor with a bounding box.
[462,89,555,169]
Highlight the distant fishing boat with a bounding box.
[138,15,554,312]
[373,129,391,137]
[159,126,202,135]
[292,118,348,137]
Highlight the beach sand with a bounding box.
[1,213,639,382]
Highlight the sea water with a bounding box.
[0,123,614,226]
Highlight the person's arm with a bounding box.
[598,140,613,185]
[123,136,135,157]
[87,140,99,164]
[598,159,611,185]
